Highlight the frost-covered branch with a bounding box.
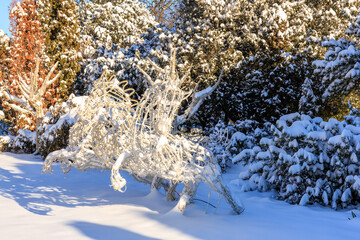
[15,59,61,119]
[0,89,35,116]
[176,68,223,127]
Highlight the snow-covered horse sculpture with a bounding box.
[43,48,244,214]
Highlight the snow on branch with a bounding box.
[176,68,223,127]
[1,59,61,119]
[0,58,61,151]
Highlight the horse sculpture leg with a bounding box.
[111,151,131,192]
[151,176,162,190]
[166,181,178,201]
[212,176,245,215]
[176,182,198,213]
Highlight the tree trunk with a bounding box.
[35,117,43,154]
[176,182,198,213]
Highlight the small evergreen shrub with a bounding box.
[38,94,87,158]
[207,120,269,170]
[0,135,10,152]
[6,130,36,153]
[235,111,360,209]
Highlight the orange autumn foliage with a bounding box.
[5,0,59,131]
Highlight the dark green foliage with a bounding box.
[195,51,318,127]
[38,0,82,100]
[37,95,84,158]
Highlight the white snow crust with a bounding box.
[0,153,358,240]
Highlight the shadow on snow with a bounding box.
[0,153,170,215]
[68,221,160,240]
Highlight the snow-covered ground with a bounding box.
[0,153,359,240]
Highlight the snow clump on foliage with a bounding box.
[37,94,87,158]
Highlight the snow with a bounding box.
[345,124,360,135]
[256,151,271,160]
[157,135,169,148]
[232,132,247,142]
[283,121,308,138]
[279,112,300,124]
[306,131,328,141]
[299,193,310,206]
[232,149,251,164]
[289,164,301,175]
[249,161,264,172]
[259,137,273,146]
[341,188,352,202]
[1,153,359,240]
[328,135,346,148]
[194,86,213,98]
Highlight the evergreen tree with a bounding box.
[80,0,157,51]
[0,30,10,82]
[236,112,360,209]
[76,0,157,95]
[176,0,245,88]
[9,0,45,93]
[38,0,82,100]
[3,0,59,132]
[0,30,10,131]
[75,0,360,127]
[188,0,360,126]
[6,0,47,131]
[195,51,314,127]
[299,77,318,116]
[119,25,183,93]
[314,13,360,119]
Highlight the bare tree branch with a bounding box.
[176,68,224,126]
[139,0,178,26]
[0,58,61,152]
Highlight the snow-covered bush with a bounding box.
[77,45,126,95]
[235,111,360,209]
[120,25,186,93]
[38,94,87,158]
[0,135,10,152]
[6,129,36,153]
[314,12,360,119]
[80,0,156,51]
[1,59,62,152]
[82,23,191,105]
[207,120,269,170]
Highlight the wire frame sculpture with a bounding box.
[43,48,244,214]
